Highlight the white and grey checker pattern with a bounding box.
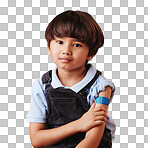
[0,0,147,147]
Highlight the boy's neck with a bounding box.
[57,67,87,87]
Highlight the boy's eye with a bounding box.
[73,44,82,47]
[56,40,63,44]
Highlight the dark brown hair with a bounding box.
[45,10,104,57]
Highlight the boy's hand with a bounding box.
[76,102,108,132]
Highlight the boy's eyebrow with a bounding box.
[73,39,81,42]
[54,36,81,42]
[69,38,82,43]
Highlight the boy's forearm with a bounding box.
[76,86,112,148]
[30,104,107,148]
[76,124,105,148]
[30,120,81,148]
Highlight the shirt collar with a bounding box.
[51,64,97,93]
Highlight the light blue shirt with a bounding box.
[27,64,116,139]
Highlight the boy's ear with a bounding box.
[47,45,51,55]
[87,56,93,61]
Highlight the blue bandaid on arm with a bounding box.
[95,96,110,106]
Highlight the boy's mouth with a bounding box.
[60,58,72,63]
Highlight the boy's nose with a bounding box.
[62,48,72,56]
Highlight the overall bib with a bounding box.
[42,70,112,148]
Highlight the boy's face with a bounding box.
[48,36,92,72]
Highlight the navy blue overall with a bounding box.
[42,69,112,148]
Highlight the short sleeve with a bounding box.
[87,75,115,106]
[87,74,116,140]
[26,78,47,123]
[97,75,115,101]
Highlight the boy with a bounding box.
[27,10,115,148]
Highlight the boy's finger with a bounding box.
[94,107,107,112]
[96,111,108,118]
[89,102,95,110]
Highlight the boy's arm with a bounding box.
[30,120,80,148]
[29,103,107,148]
[76,86,111,148]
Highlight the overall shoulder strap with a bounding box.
[77,70,102,111]
[85,70,102,89]
[78,70,102,95]
[42,70,52,84]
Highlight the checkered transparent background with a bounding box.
[0,0,148,147]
